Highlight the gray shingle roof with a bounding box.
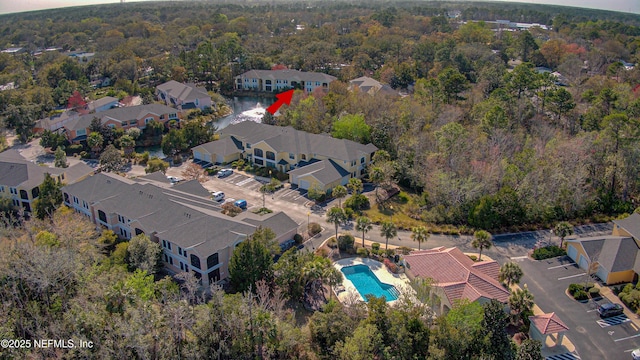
[236,69,337,83]
[66,104,178,131]
[236,211,299,237]
[349,76,398,96]
[88,96,118,112]
[614,213,640,240]
[156,80,209,103]
[288,159,350,185]
[568,235,639,273]
[62,172,297,257]
[192,137,242,157]
[220,122,377,163]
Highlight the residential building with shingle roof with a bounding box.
[234,69,336,93]
[192,122,377,192]
[156,80,212,110]
[0,149,93,215]
[348,76,398,96]
[61,172,299,287]
[62,104,181,142]
[566,213,640,285]
[403,246,510,314]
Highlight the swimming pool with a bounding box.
[340,264,399,302]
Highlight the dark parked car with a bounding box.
[598,303,624,318]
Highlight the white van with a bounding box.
[212,191,225,202]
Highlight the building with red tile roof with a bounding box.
[528,312,569,348]
[403,246,510,313]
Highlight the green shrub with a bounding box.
[468,255,477,262]
[573,290,588,301]
[371,243,381,252]
[345,194,370,211]
[293,233,303,244]
[338,234,355,251]
[532,245,567,260]
[620,290,640,311]
[589,287,601,297]
[67,144,84,155]
[327,238,338,249]
[356,247,369,257]
[623,283,635,294]
[308,222,322,236]
[385,249,395,257]
[568,283,583,296]
[343,207,354,220]
[396,246,412,255]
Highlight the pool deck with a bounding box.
[333,257,413,304]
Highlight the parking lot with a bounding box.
[518,256,640,360]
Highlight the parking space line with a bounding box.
[511,255,528,260]
[586,309,598,313]
[614,333,640,342]
[597,315,630,328]
[236,178,253,186]
[548,264,575,269]
[558,273,586,280]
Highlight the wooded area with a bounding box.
[1,1,638,232]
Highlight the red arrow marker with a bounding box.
[266,89,294,115]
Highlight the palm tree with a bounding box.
[347,177,363,195]
[380,220,397,251]
[326,207,346,242]
[119,134,136,158]
[87,131,104,157]
[554,221,574,248]
[499,262,523,287]
[332,185,347,207]
[471,230,492,261]
[369,166,384,200]
[355,216,373,248]
[324,265,344,300]
[509,287,534,326]
[411,226,430,251]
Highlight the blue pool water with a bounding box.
[340,264,399,302]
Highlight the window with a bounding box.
[162,240,167,248]
[255,158,263,165]
[361,157,365,164]
[301,154,306,160]
[129,120,137,126]
[207,253,219,269]
[254,148,263,157]
[169,113,177,119]
[77,128,87,136]
[180,262,184,271]
[208,268,221,283]
[351,160,356,166]
[246,143,251,149]
[164,254,168,262]
[63,193,69,203]
[266,80,272,84]
[178,247,183,256]
[0,185,4,192]
[289,153,295,160]
[107,124,116,128]
[167,242,172,250]
[190,254,201,270]
[266,151,275,161]
[98,210,107,223]
[31,187,39,199]
[169,256,173,265]
[10,187,17,195]
[144,118,153,124]
[160,114,165,120]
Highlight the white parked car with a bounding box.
[217,168,233,178]
[167,176,182,184]
[632,348,640,360]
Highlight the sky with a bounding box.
[0,0,638,15]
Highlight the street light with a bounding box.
[307,211,310,238]
[549,229,554,246]
[389,205,393,223]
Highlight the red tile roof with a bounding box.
[528,312,569,334]
[404,247,510,304]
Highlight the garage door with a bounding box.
[194,151,202,161]
[578,255,589,270]
[567,245,578,262]
[299,180,310,190]
[596,264,608,284]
